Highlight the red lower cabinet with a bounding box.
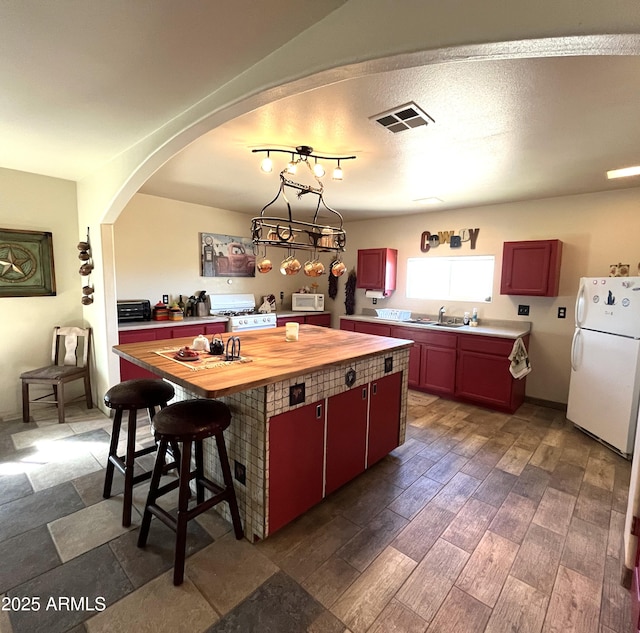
[267,400,325,534]
[305,313,331,327]
[421,345,456,395]
[367,372,402,466]
[340,319,356,331]
[118,329,161,381]
[325,386,369,495]
[456,334,527,413]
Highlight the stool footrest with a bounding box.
[147,481,232,530]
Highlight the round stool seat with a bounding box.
[152,399,231,442]
[104,379,175,410]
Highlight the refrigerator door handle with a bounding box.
[570,327,581,371]
[575,280,586,327]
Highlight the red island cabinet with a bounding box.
[500,239,562,296]
[267,400,325,534]
[367,371,402,467]
[325,385,369,495]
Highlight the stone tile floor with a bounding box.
[0,391,632,632]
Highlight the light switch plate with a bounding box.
[518,304,530,316]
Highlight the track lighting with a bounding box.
[260,151,273,173]
[252,145,355,180]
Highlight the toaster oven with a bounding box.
[117,300,152,322]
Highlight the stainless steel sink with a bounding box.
[428,322,465,328]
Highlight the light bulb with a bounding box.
[313,160,325,178]
[286,157,297,174]
[260,154,273,173]
[332,164,343,180]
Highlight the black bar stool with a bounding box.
[103,378,176,527]
[137,398,243,585]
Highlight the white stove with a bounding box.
[210,293,277,332]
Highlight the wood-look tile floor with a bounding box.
[0,391,632,632]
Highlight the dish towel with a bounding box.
[509,337,531,379]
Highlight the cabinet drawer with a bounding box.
[393,325,457,347]
[458,334,516,356]
[354,321,391,337]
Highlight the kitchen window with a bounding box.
[406,255,494,302]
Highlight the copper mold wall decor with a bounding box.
[78,228,94,305]
[0,228,56,297]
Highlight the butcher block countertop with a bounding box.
[113,324,412,399]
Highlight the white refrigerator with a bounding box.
[567,276,640,456]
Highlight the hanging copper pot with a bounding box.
[331,260,346,277]
[82,285,94,295]
[78,250,91,261]
[81,295,94,305]
[79,263,93,276]
[77,241,90,251]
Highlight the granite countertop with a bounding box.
[340,314,531,339]
[275,310,331,317]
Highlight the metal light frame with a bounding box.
[251,146,355,253]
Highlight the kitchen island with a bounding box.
[113,325,411,540]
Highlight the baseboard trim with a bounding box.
[524,396,567,412]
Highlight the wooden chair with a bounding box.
[20,326,93,424]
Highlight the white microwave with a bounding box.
[292,293,324,312]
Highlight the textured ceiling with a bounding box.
[1,2,639,222]
[141,55,640,220]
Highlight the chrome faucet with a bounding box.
[438,306,446,323]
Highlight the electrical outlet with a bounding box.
[234,460,246,485]
[280,291,284,302]
[518,304,530,316]
[558,307,566,318]
[372,298,377,305]
[162,294,169,305]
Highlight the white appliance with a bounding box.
[209,293,277,332]
[567,276,640,456]
[292,293,324,312]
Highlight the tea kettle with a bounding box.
[210,336,225,355]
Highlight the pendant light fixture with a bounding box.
[250,145,355,258]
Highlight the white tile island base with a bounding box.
[170,347,409,541]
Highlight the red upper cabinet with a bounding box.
[500,239,562,297]
[357,248,397,295]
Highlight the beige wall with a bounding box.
[337,187,640,405]
[114,187,640,407]
[114,194,326,310]
[0,168,82,418]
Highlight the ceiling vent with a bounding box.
[371,102,435,133]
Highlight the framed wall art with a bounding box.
[200,232,256,278]
[0,229,56,297]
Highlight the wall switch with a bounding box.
[517,304,530,316]
[558,307,567,318]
